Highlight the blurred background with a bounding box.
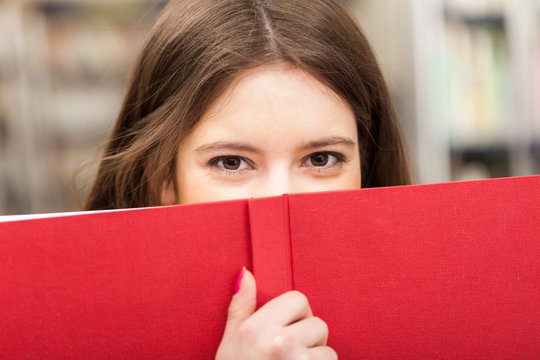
[0,0,539,215]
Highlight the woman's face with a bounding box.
[169,65,361,204]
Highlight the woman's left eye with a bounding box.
[208,156,253,173]
[303,152,344,169]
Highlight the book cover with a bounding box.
[1,175,539,359]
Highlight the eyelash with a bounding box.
[207,152,346,176]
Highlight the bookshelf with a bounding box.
[0,0,163,214]
[351,0,540,183]
[435,0,539,181]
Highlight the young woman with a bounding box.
[85,0,412,358]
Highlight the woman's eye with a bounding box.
[304,152,344,169]
[209,156,253,173]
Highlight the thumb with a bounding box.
[223,267,257,333]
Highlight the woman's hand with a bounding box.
[215,268,338,360]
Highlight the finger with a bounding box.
[297,346,338,360]
[283,316,329,348]
[222,267,257,336]
[251,290,313,327]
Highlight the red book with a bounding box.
[1,175,539,359]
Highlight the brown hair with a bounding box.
[85,0,412,210]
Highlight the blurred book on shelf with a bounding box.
[534,20,540,148]
[444,0,506,17]
[442,14,510,148]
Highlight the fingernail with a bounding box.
[234,266,245,294]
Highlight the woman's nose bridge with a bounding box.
[256,164,294,197]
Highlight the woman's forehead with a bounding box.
[193,65,357,138]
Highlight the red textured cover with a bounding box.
[1,176,539,359]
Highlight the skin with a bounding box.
[167,65,361,359]
[168,64,362,204]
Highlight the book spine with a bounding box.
[248,195,293,307]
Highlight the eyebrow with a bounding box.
[195,142,261,153]
[300,136,356,150]
[194,136,356,153]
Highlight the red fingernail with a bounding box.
[234,267,245,294]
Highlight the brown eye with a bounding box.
[222,157,241,170]
[208,156,253,174]
[310,153,329,167]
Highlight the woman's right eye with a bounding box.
[208,156,254,175]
